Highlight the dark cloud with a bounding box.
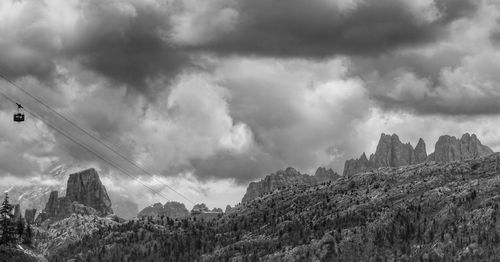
[0,0,191,98]
[184,0,478,57]
[65,1,191,97]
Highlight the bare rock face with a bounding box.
[66,168,113,216]
[193,203,210,212]
[37,168,113,223]
[13,204,21,221]
[24,209,37,224]
[137,201,189,218]
[414,138,427,164]
[370,134,415,167]
[242,167,339,203]
[163,202,190,218]
[343,134,427,176]
[428,133,493,162]
[344,153,371,178]
[343,133,493,177]
[138,203,164,218]
[314,167,340,181]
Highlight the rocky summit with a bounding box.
[36,168,113,223]
[343,133,492,177]
[137,201,189,218]
[428,133,494,162]
[344,133,427,176]
[66,168,113,216]
[242,166,339,203]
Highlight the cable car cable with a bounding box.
[0,72,196,205]
[0,87,172,203]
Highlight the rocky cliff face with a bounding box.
[137,201,189,218]
[25,209,37,224]
[370,134,415,167]
[66,168,113,216]
[343,133,493,177]
[242,167,339,203]
[343,152,371,178]
[414,138,427,163]
[343,134,427,176]
[37,168,113,223]
[428,133,493,162]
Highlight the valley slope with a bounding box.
[37,153,500,261]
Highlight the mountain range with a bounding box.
[343,133,493,176]
[3,132,498,261]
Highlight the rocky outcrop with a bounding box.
[343,153,371,178]
[370,134,415,167]
[137,201,189,218]
[343,133,493,177]
[414,138,427,163]
[24,209,37,224]
[37,168,113,223]
[66,168,113,216]
[242,167,339,203]
[192,203,209,212]
[343,134,427,176]
[13,204,21,221]
[314,167,340,181]
[428,133,493,162]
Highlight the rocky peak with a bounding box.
[370,133,415,168]
[242,167,339,203]
[193,203,209,212]
[314,167,340,181]
[344,152,371,177]
[414,138,427,163]
[343,133,428,176]
[24,209,36,224]
[37,168,113,223]
[344,132,493,177]
[428,133,493,162]
[137,201,189,218]
[66,168,112,216]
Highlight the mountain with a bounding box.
[137,201,189,218]
[344,133,427,176]
[0,164,68,221]
[343,132,492,176]
[241,166,339,203]
[428,133,494,162]
[1,164,137,220]
[34,153,500,261]
[36,168,113,223]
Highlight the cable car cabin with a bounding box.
[13,113,24,122]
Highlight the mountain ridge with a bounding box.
[343,132,493,176]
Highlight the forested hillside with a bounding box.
[33,153,500,261]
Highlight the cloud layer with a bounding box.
[1,0,499,209]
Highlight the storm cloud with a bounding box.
[176,0,478,57]
[1,0,500,210]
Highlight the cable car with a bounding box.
[13,103,24,122]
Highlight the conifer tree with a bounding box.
[0,193,16,245]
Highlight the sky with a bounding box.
[1,0,500,211]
